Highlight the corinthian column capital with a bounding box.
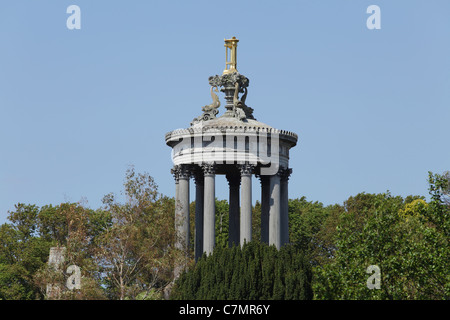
[201,162,216,176]
[238,163,255,176]
[279,167,292,181]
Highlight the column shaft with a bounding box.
[239,164,254,246]
[280,176,289,246]
[203,164,216,255]
[269,174,281,249]
[227,173,240,247]
[240,173,252,245]
[194,173,204,261]
[260,175,270,244]
[280,168,292,246]
[177,176,190,250]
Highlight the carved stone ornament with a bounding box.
[207,72,254,121]
[279,167,293,181]
[171,164,192,182]
[238,163,255,176]
[178,164,191,179]
[233,82,255,120]
[201,162,216,176]
[171,166,180,182]
[191,86,221,126]
[208,72,249,90]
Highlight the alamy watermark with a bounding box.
[46,247,81,298]
[366,265,381,290]
[170,127,281,175]
[65,5,381,31]
[367,5,381,30]
[66,5,81,30]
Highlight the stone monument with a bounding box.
[165,37,298,261]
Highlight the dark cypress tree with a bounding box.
[171,242,312,300]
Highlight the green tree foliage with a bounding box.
[92,167,178,300]
[0,202,107,299]
[313,186,449,299]
[170,241,313,300]
[215,199,229,249]
[0,167,179,300]
[1,169,449,300]
[0,212,50,300]
[252,200,262,242]
[288,197,340,266]
[427,171,450,238]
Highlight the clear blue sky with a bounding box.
[1,1,449,223]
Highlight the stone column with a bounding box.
[258,174,270,244]
[171,166,180,248]
[280,167,292,246]
[202,162,216,255]
[239,163,254,246]
[226,172,240,247]
[193,169,204,261]
[173,165,190,252]
[269,171,281,249]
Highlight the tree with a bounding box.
[94,166,178,300]
[0,204,52,299]
[252,200,262,243]
[33,202,108,300]
[0,202,107,300]
[0,167,179,300]
[170,242,313,300]
[288,197,344,269]
[215,199,229,249]
[313,187,449,300]
[427,171,450,238]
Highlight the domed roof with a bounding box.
[165,38,298,153]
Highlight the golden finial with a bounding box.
[223,37,239,75]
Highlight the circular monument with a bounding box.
[165,37,298,261]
